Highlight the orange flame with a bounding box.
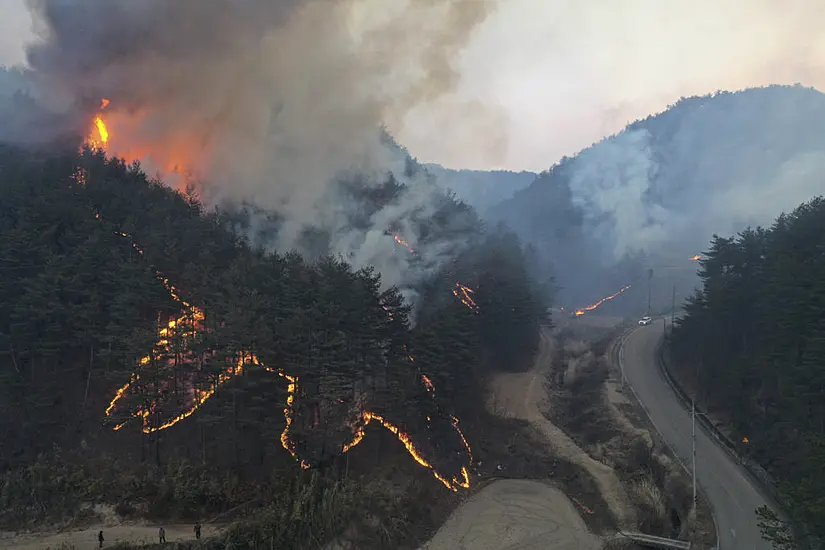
[273,368,311,469]
[690,255,701,261]
[341,411,471,491]
[574,284,632,316]
[86,98,110,150]
[84,99,193,188]
[392,233,479,315]
[393,234,416,255]
[452,282,479,313]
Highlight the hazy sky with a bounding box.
[2,0,824,172]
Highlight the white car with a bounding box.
[638,316,652,326]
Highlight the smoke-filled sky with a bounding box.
[2,0,824,172]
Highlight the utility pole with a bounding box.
[620,333,626,389]
[692,397,697,506]
[647,268,653,315]
[670,283,676,336]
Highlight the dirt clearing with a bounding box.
[420,479,600,550]
[489,330,637,530]
[2,522,219,549]
[420,323,638,550]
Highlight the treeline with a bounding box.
[670,196,825,541]
[0,143,548,536]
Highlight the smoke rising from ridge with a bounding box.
[489,85,825,310]
[20,0,494,304]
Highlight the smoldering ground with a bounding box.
[16,0,497,306]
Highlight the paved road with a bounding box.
[620,321,773,550]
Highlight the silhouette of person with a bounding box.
[158,526,166,543]
[194,521,201,540]
[98,530,104,548]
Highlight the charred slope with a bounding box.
[489,85,825,308]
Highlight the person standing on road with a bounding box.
[158,526,166,543]
[194,521,202,540]
[98,530,104,548]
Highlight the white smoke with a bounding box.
[490,85,825,309]
[563,86,825,264]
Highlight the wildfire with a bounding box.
[273,368,312,470]
[83,99,194,187]
[690,255,701,261]
[574,284,632,316]
[452,282,479,313]
[392,232,480,315]
[86,98,110,150]
[341,410,471,491]
[393,234,416,255]
[421,374,435,393]
[85,114,473,491]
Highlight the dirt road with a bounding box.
[489,330,636,529]
[420,328,637,549]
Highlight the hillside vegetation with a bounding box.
[424,164,536,214]
[670,196,825,544]
[0,143,548,548]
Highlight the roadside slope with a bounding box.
[620,322,772,549]
[490,330,636,530]
[420,329,618,550]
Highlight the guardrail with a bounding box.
[620,531,692,549]
[657,330,819,550]
[612,325,717,550]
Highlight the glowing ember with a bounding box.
[573,284,632,316]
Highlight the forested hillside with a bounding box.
[424,164,536,214]
[0,142,548,547]
[670,196,825,542]
[489,85,825,309]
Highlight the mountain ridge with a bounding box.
[487,84,825,307]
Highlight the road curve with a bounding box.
[620,320,773,550]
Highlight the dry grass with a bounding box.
[629,477,668,533]
[544,330,713,545]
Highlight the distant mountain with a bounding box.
[488,84,825,309]
[425,164,536,214]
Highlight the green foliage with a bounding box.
[671,196,825,542]
[757,505,796,550]
[0,452,248,528]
